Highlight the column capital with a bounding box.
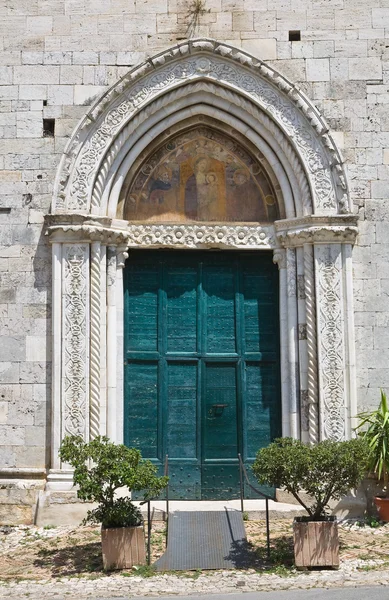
[275,214,358,248]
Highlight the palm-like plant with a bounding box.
[355,390,389,495]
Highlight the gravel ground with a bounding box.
[0,519,388,599]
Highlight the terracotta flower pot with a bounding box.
[101,525,146,570]
[293,516,339,569]
[374,496,389,522]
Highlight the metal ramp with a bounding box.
[154,509,249,571]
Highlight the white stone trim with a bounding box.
[99,245,107,436]
[296,246,309,442]
[273,249,290,438]
[342,244,358,437]
[286,247,299,439]
[106,246,117,441]
[315,244,346,441]
[51,243,62,471]
[303,243,319,445]
[89,241,101,440]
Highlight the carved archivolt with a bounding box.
[53,39,349,218]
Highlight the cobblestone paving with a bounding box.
[0,520,388,599]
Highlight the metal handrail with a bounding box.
[238,453,271,559]
[140,454,169,565]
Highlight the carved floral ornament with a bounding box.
[45,214,358,250]
[53,39,350,218]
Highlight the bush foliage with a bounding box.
[252,437,369,519]
[59,435,168,528]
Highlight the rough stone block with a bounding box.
[26,336,50,362]
[242,38,277,60]
[372,8,389,29]
[0,337,25,362]
[349,57,382,80]
[0,504,33,525]
[47,85,74,105]
[306,57,330,81]
[232,11,254,31]
[14,66,59,85]
[16,113,42,138]
[74,84,107,105]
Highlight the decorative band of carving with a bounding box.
[46,219,276,250]
[304,243,319,444]
[126,224,275,249]
[315,244,345,441]
[62,245,88,439]
[89,242,100,440]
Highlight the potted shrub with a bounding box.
[252,437,369,569]
[59,435,168,571]
[355,390,389,521]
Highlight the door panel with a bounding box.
[124,251,281,500]
[166,362,198,459]
[166,266,197,353]
[203,363,238,461]
[203,264,237,354]
[125,361,159,458]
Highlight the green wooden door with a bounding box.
[124,251,281,500]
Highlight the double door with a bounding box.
[124,251,280,499]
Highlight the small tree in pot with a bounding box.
[252,437,369,568]
[355,390,389,521]
[59,435,168,570]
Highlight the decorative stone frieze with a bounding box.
[62,244,89,441]
[45,215,276,250]
[315,244,346,442]
[125,224,275,250]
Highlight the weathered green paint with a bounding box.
[124,251,281,500]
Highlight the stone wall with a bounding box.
[0,0,386,486]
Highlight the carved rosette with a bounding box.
[315,245,345,441]
[62,244,89,440]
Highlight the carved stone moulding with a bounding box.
[45,214,276,250]
[275,214,359,247]
[126,223,275,250]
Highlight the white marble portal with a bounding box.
[45,40,358,490]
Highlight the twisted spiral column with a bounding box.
[89,241,101,440]
[304,243,319,444]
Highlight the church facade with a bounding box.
[0,0,386,522]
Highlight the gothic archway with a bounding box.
[46,39,358,490]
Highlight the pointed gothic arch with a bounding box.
[45,39,358,490]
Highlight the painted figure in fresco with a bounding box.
[184,157,225,221]
[149,165,172,204]
[124,128,279,223]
